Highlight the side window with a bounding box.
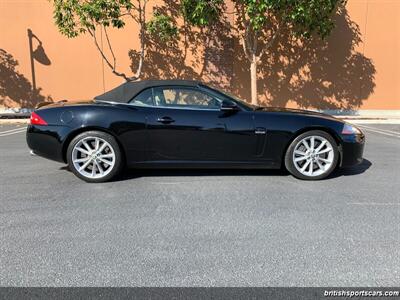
[130,88,153,106]
[153,87,220,109]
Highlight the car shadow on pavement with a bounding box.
[114,168,290,181]
[327,158,372,179]
[59,158,371,182]
[115,158,372,181]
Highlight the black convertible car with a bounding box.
[27,80,365,182]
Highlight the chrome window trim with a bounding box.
[95,100,131,106]
[133,104,221,112]
[95,99,221,111]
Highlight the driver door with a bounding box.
[144,86,257,162]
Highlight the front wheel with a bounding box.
[285,130,339,180]
[67,131,122,183]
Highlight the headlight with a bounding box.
[342,123,362,135]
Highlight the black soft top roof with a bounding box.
[94,80,201,103]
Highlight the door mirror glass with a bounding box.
[220,100,239,111]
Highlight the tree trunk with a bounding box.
[250,53,258,106]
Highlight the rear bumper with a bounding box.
[26,125,66,163]
[340,133,365,167]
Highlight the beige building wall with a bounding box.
[0,0,399,110]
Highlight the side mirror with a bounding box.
[220,100,239,112]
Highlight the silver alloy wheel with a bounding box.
[71,136,116,179]
[292,135,334,177]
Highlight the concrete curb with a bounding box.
[0,119,30,124]
[313,109,400,118]
[0,113,31,119]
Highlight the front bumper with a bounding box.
[340,133,365,167]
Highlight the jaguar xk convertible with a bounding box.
[26,80,365,182]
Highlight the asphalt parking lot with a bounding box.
[0,123,399,286]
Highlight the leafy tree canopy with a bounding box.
[183,0,346,38]
[181,0,346,106]
[181,0,224,26]
[242,0,346,38]
[53,0,134,38]
[146,10,178,42]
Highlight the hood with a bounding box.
[256,107,339,120]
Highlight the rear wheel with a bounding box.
[285,130,339,180]
[67,131,122,183]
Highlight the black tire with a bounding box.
[284,130,339,180]
[66,131,122,183]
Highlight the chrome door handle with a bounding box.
[157,117,175,124]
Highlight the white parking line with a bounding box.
[0,128,27,137]
[0,127,28,134]
[357,125,400,138]
[349,202,400,206]
[357,124,400,135]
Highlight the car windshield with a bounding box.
[201,85,259,111]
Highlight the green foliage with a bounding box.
[181,0,224,27]
[287,0,346,38]
[146,10,178,42]
[52,0,133,38]
[237,0,346,38]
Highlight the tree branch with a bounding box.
[92,0,148,82]
[131,0,147,80]
[103,26,117,70]
[253,29,258,54]
[256,25,281,63]
[240,34,250,60]
[240,21,255,62]
[87,27,131,81]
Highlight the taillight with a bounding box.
[30,112,48,125]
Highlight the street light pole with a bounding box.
[27,29,37,92]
